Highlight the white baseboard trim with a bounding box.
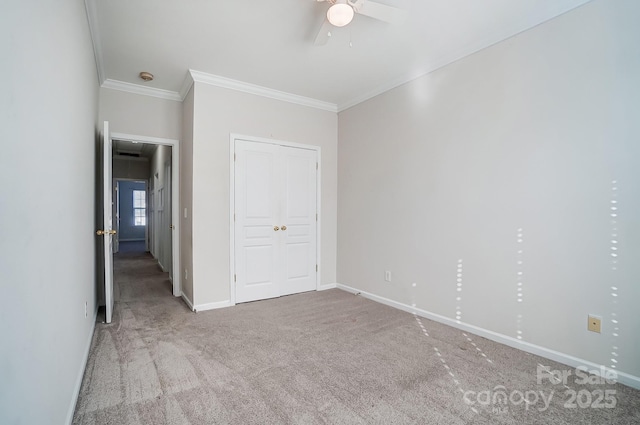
[317,283,337,291]
[181,292,195,311]
[66,308,98,424]
[336,283,640,390]
[194,300,232,312]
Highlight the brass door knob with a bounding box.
[274,226,280,231]
[96,229,117,236]
[281,225,287,231]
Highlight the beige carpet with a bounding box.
[73,253,640,424]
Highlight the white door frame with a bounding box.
[163,159,172,278]
[229,133,322,306]
[111,132,181,297]
[114,180,120,253]
[148,191,154,254]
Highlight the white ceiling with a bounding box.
[87,0,591,111]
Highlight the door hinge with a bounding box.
[234,153,236,161]
[234,274,236,282]
[316,264,318,272]
[316,162,318,170]
[316,213,318,221]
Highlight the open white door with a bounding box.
[98,121,115,323]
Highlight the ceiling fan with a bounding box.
[314,0,404,46]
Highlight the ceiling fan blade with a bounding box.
[314,19,333,46]
[352,0,404,24]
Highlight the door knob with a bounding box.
[274,226,280,231]
[281,225,287,231]
[96,229,117,236]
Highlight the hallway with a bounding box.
[112,251,173,305]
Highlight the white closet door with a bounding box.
[234,140,317,304]
[280,147,317,296]
[235,141,281,303]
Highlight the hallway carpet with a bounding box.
[117,240,147,253]
[73,256,640,424]
[111,251,172,303]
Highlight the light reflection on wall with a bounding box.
[609,180,620,371]
[456,259,463,324]
[516,228,524,340]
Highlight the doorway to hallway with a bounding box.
[99,130,181,324]
[111,140,173,273]
[104,140,175,320]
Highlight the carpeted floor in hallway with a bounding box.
[73,253,640,424]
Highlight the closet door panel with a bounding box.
[235,141,281,303]
[280,147,317,296]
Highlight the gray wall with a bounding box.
[118,181,146,241]
[338,0,640,380]
[0,0,99,423]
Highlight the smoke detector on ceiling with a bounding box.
[139,71,154,82]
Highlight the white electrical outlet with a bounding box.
[84,301,88,318]
[184,269,188,280]
[184,208,188,218]
[385,271,392,282]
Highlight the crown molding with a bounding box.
[187,70,338,113]
[84,0,105,84]
[179,71,195,100]
[100,70,338,112]
[101,79,183,102]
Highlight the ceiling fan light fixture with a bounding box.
[327,3,354,27]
